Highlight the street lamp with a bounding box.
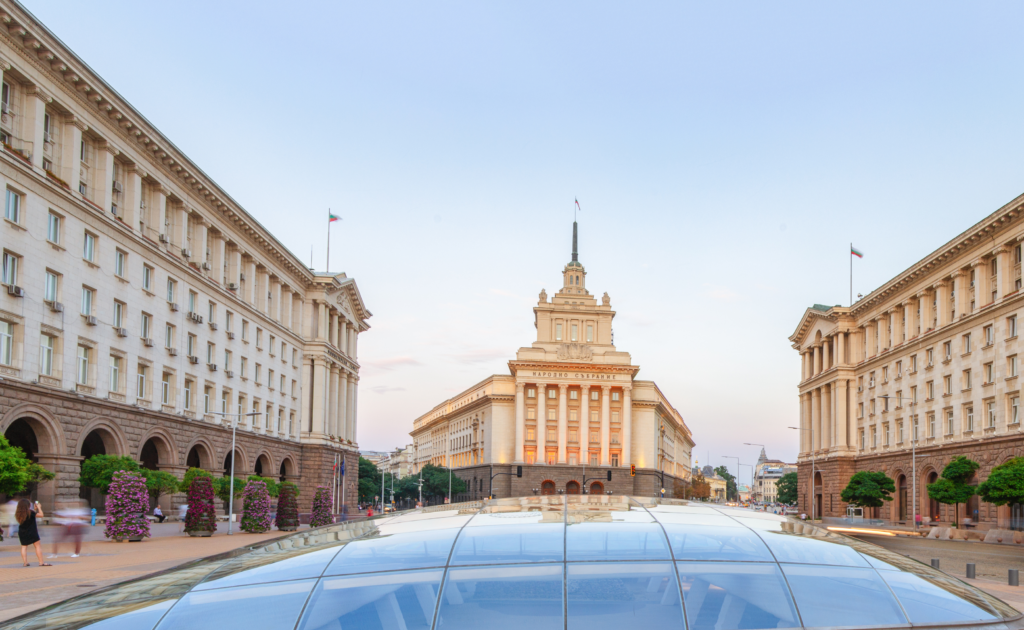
[881,394,919,528]
[788,426,815,520]
[744,443,765,502]
[212,411,261,535]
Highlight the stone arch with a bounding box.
[223,446,248,477]
[566,480,580,495]
[540,480,556,495]
[589,481,604,495]
[279,455,297,481]
[813,471,823,518]
[893,471,908,522]
[254,450,274,477]
[76,417,130,458]
[1,403,66,455]
[185,438,215,471]
[136,427,179,469]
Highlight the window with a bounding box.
[944,375,952,395]
[161,373,171,405]
[896,361,902,377]
[256,328,263,348]
[109,355,120,392]
[910,355,917,372]
[547,408,556,421]
[167,278,177,303]
[548,388,556,399]
[165,324,174,349]
[928,413,936,437]
[204,386,211,413]
[280,373,286,391]
[526,427,535,441]
[966,406,975,431]
[47,212,61,244]
[926,380,934,399]
[113,301,124,328]
[963,333,971,354]
[986,362,994,384]
[895,390,902,408]
[0,321,12,365]
[569,390,578,400]
[1,251,17,285]
[1011,315,1019,339]
[143,265,153,291]
[187,334,196,358]
[611,411,620,423]
[1013,397,1020,425]
[555,323,562,341]
[268,335,276,355]
[857,402,864,418]
[611,431,620,444]
[255,363,262,383]
[860,430,866,450]
[985,325,994,346]
[898,421,904,443]
[527,388,535,398]
[221,391,228,414]
[884,423,890,446]
[76,345,89,385]
[225,311,233,332]
[964,369,972,391]
[80,287,94,316]
[4,188,21,223]
[184,380,193,410]
[591,390,599,401]
[44,271,58,302]
[947,409,954,434]
[526,408,535,420]
[871,427,877,447]
[612,391,620,402]
[882,366,889,382]
[587,324,594,343]
[1012,355,1019,378]
[911,386,917,404]
[571,324,578,342]
[39,334,53,375]
[988,400,996,428]
[927,348,934,365]
[83,233,96,263]
[240,357,248,378]
[188,290,197,313]
[611,454,619,467]
[242,320,249,341]
[224,349,233,372]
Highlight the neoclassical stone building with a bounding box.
[0,2,368,513]
[791,192,1024,528]
[409,222,694,500]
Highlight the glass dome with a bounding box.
[6,496,1020,630]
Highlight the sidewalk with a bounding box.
[0,526,293,623]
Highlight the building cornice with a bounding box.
[508,360,640,377]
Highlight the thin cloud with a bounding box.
[448,348,510,364]
[363,356,423,371]
[370,385,407,395]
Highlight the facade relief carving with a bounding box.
[557,343,593,361]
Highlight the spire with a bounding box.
[571,221,578,262]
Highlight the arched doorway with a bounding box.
[254,453,271,477]
[813,471,823,519]
[566,481,580,495]
[187,447,202,469]
[927,471,940,522]
[966,471,980,525]
[541,480,555,495]
[4,419,40,502]
[79,429,112,511]
[279,457,295,482]
[140,439,160,471]
[589,481,604,495]
[898,475,908,521]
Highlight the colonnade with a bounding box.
[513,382,631,467]
[800,332,851,455]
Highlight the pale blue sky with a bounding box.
[23,1,1024,483]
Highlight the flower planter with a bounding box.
[188,530,213,537]
[277,518,298,532]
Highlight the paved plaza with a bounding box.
[0,524,296,623]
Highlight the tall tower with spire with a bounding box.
[561,220,587,296]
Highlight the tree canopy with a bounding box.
[214,476,246,506]
[358,457,382,503]
[0,435,54,496]
[248,475,280,498]
[840,471,895,508]
[715,466,738,500]
[776,472,799,505]
[927,456,980,526]
[142,469,180,499]
[978,458,1024,506]
[79,455,140,494]
[687,471,711,500]
[178,467,213,493]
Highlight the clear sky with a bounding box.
[23,1,1024,484]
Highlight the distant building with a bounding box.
[737,484,751,502]
[382,445,415,478]
[360,451,388,467]
[753,448,797,503]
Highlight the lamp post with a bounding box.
[788,426,814,520]
[212,411,261,535]
[881,395,918,528]
[744,443,765,502]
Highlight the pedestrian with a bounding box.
[367,506,374,518]
[154,506,166,523]
[16,499,51,567]
[178,503,188,532]
[54,502,87,558]
[3,498,18,538]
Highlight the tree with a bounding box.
[247,475,280,498]
[687,472,711,500]
[928,456,980,526]
[310,486,332,527]
[213,476,246,507]
[841,471,895,508]
[419,464,467,500]
[179,467,212,494]
[184,475,217,534]
[141,469,179,502]
[358,457,382,504]
[776,472,799,505]
[979,458,1024,506]
[240,480,272,533]
[715,466,738,500]
[0,435,54,496]
[79,455,140,494]
[104,471,151,541]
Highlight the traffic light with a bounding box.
[516,465,523,478]
[606,470,612,481]
[630,464,636,477]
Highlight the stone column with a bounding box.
[837,332,846,366]
[601,385,612,466]
[935,281,950,327]
[822,338,831,371]
[801,351,809,380]
[514,383,525,463]
[537,385,547,463]
[801,392,811,453]
[622,386,632,466]
[347,376,357,443]
[820,383,831,450]
[326,364,338,437]
[580,385,591,464]
[811,387,821,452]
[60,116,85,198]
[905,300,918,341]
[996,246,1013,299]
[835,379,848,447]
[24,86,48,173]
[337,370,348,441]
[311,359,328,435]
[812,345,821,376]
[557,384,568,464]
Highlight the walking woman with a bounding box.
[16,499,51,567]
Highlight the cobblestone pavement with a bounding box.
[852,534,1024,609]
[0,526,293,623]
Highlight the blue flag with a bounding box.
[340,459,345,477]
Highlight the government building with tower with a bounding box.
[409,222,694,499]
[0,1,368,515]
[791,191,1024,530]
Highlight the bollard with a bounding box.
[931,559,941,570]
[967,564,976,579]
[1011,570,1019,587]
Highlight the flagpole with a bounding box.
[850,243,853,307]
[326,209,331,273]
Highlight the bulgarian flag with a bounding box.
[329,213,341,223]
[851,245,864,258]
